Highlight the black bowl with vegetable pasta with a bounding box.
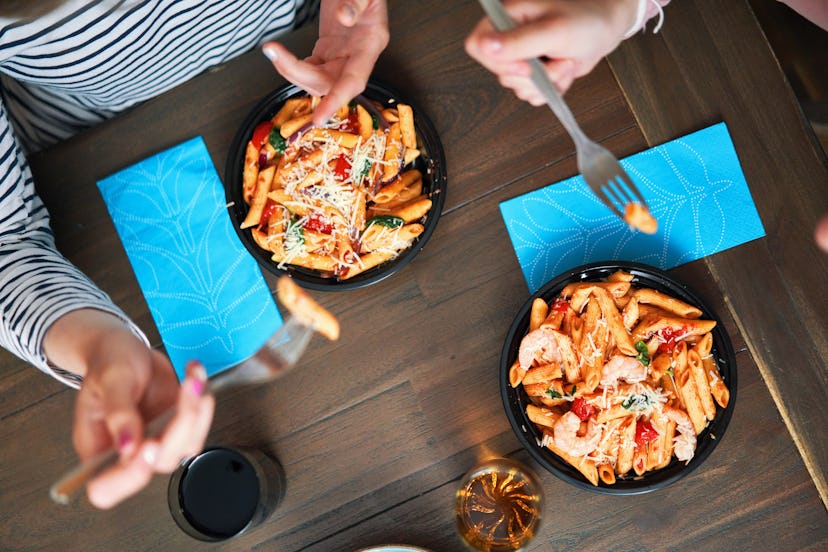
[224,80,447,291]
[500,261,737,494]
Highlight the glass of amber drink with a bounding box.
[454,457,545,551]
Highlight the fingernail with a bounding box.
[483,37,502,53]
[187,362,207,396]
[142,443,159,466]
[262,45,278,62]
[189,377,205,396]
[340,3,357,25]
[117,431,134,454]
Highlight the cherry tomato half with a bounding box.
[570,397,595,421]
[251,121,274,150]
[333,154,352,181]
[634,420,660,448]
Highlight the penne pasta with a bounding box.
[509,359,525,388]
[514,270,729,486]
[530,298,549,332]
[387,196,432,224]
[632,288,703,318]
[279,113,313,138]
[240,165,276,229]
[242,142,259,204]
[673,342,707,435]
[373,169,420,203]
[522,362,562,385]
[397,103,416,149]
[240,94,431,279]
[526,404,560,429]
[688,347,716,420]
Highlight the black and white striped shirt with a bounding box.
[0,0,311,386]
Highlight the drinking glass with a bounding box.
[455,457,545,551]
[167,446,285,541]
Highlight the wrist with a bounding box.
[43,309,136,378]
[617,0,647,38]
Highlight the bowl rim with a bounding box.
[499,261,737,495]
[223,79,447,291]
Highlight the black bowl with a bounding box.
[224,80,447,291]
[500,261,737,494]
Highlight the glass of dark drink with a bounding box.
[167,446,285,541]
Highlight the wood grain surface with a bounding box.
[608,0,828,508]
[1,1,825,551]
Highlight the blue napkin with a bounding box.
[499,122,765,292]
[97,136,282,380]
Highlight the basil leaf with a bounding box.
[635,340,650,366]
[359,158,371,178]
[546,389,563,399]
[269,127,287,153]
[285,219,305,246]
[371,113,380,130]
[366,215,404,229]
[622,393,652,411]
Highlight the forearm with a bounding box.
[0,101,147,386]
[0,230,149,386]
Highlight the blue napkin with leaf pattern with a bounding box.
[97,136,282,380]
[499,122,766,293]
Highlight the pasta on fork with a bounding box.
[512,270,730,486]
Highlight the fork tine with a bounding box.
[604,180,626,214]
[616,170,648,206]
[596,183,624,219]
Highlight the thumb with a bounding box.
[336,0,371,27]
[479,18,570,62]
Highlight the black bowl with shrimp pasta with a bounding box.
[500,261,737,494]
[224,80,447,291]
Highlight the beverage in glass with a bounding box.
[455,457,545,551]
[168,446,285,541]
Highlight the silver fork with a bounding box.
[477,0,649,220]
[50,276,337,505]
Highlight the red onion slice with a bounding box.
[355,95,390,131]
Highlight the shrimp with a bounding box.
[518,327,561,370]
[552,411,602,457]
[663,406,697,462]
[600,355,647,387]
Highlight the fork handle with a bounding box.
[49,407,177,505]
[477,0,589,148]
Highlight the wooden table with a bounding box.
[2,1,826,550]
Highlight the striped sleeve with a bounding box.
[0,97,148,388]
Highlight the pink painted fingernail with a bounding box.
[189,377,205,396]
[117,431,134,454]
[187,362,207,396]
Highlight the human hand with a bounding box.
[262,0,389,125]
[465,0,641,103]
[44,310,215,509]
[816,213,828,253]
